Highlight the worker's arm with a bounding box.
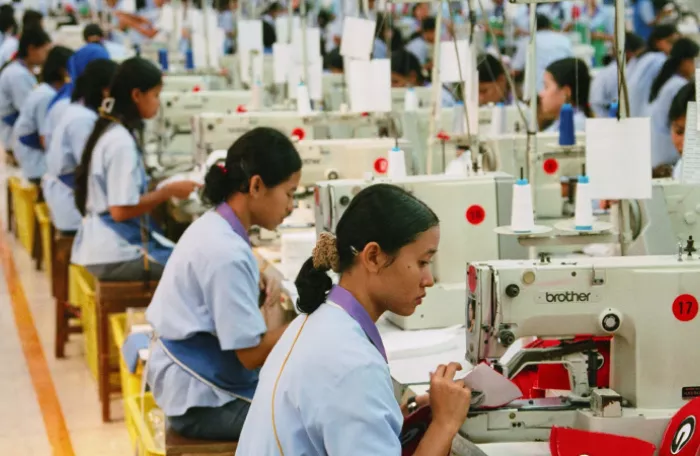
[235,323,289,370]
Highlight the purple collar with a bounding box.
[328,285,387,363]
[216,203,250,244]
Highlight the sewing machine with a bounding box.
[463,253,700,446]
[478,104,528,135]
[193,111,382,164]
[625,179,700,256]
[315,172,527,330]
[162,74,229,92]
[155,90,252,158]
[295,138,414,189]
[481,132,586,219]
[325,86,434,113]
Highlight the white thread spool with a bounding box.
[404,87,419,111]
[387,146,407,179]
[490,103,507,136]
[249,78,262,111]
[452,101,466,135]
[574,175,594,230]
[510,173,535,233]
[296,82,312,115]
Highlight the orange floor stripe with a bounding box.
[0,227,75,456]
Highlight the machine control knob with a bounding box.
[505,284,520,298]
[498,330,515,347]
[326,170,339,180]
[339,196,351,206]
[599,308,623,333]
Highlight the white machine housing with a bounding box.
[483,132,586,219]
[53,25,84,50]
[163,74,228,92]
[295,138,415,188]
[463,254,700,445]
[315,172,527,329]
[625,179,700,256]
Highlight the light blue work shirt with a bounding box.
[71,123,175,266]
[42,98,71,154]
[0,60,36,148]
[425,83,458,108]
[405,36,430,66]
[0,35,17,68]
[236,299,402,455]
[12,82,55,180]
[146,208,265,417]
[219,10,235,53]
[511,30,573,92]
[673,157,683,180]
[649,74,686,168]
[543,109,587,133]
[130,0,160,48]
[373,38,387,59]
[627,52,666,117]
[633,0,656,41]
[42,103,97,232]
[537,2,573,29]
[589,60,618,118]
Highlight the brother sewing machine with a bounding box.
[481,132,586,220]
[315,172,527,330]
[155,90,252,159]
[192,111,382,164]
[295,138,414,189]
[462,252,700,447]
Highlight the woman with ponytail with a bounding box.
[70,57,200,281]
[669,82,695,180]
[539,57,592,133]
[238,184,472,455]
[648,38,698,169]
[0,27,50,157]
[145,127,301,440]
[11,45,72,184]
[41,58,118,235]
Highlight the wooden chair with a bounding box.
[53,233,80,359]
[165,428,237,456]
[96,279,158,422]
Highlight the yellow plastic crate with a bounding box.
[75,266,119,386]
[9,179,38,253]
[34,203,52,279]
[109,313,144,401]
[124,393,165,456]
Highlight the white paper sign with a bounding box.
[440,40,472,83]
[192,33,207,69]
[273,43,292,84]
[339,16,376,60]
[586,117,652,199]
[681,102,700,184]
[275,16,302,44]
[292,27,322,64]
[695,69,700,130]
[238,20,264,52]
[346,58,391,113]
[239,50,264,85]
[287,61,323,101]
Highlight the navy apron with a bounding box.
[158,203,260,401]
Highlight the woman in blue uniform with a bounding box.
[146,127,301,440]
[391,50,456,108]
[43,43,110,151]
[237,183,472,455]
[666,82,695,180]
[648,38,699,170]
[0,10,44,68]
[0,27,51,156]
[633,0,672,41]
[539,57,592,132]
[71,58,200,281]
[42,59,118,235]
[627,24,679,116]
[12,46,73,184]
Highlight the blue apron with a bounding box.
[97,139,172,266]
[158,203,260,402]
[19,132,42,149]
[2,111,18,127]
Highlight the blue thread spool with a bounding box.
[558,103,575,146]
[158,49,169,71]
[609,101,618,118]
[185,49,194,70]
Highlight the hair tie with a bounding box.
[100,97,115,115]
[312,232,340,273]
[217,163,227,174]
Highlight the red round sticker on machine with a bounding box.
[673,294,699,322]
[465,205,486,225]
[543,158,559,174]
[374,158,388,174]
